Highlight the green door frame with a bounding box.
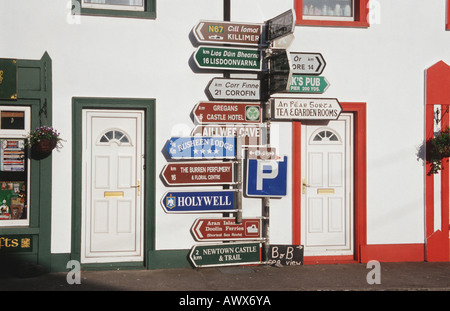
[71,97,156,269]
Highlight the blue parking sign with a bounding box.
[246,156,287,197]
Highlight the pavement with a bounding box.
[0,261,449,293]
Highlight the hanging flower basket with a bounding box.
[27,126,63,159]
[427,127,450,174]
[31,137,58,154]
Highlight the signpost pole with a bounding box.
[262,100,271,263]
[236,137,243,224]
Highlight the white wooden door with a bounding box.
[82,110,145,263]
[301,114,353,256]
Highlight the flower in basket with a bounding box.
[27,126,63,154]
[427,127,450,174]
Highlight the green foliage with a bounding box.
[27,126,63,150]
[427,127,450,174]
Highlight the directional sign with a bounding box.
[290,52,326,75]
[167,136,236,159]
[288,75,330,93]
[270,97,342,121]
[193,102,261,124]
[191,218,262,241]
[189,242,261,268]
[191,124,267,146]
[194,21,263,46]
[265,9,295,42]
[162,162,234,186]
[246,156,288,197]
[161,190,236,213]
[194,46,262,71]
[267,49,293,95]
[247,146,278,160]
[207,78,261,101]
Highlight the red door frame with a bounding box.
[425,61,450,262]
[292,102,367,264]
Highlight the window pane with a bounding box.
[303,0,353,18]
[84,0,144,7]
[0,139,27,223]
[1,111,25,130]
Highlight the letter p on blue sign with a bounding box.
[246,156,287,197]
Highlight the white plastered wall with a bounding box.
[0,0,449,253]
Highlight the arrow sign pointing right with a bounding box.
[290,52,326,75]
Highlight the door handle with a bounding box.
[302,178,310,194]
[131,179,141,196]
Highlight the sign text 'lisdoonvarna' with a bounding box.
[271,97,342,121]
[194,46,262,71]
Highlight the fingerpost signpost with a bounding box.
[161,8,333,269]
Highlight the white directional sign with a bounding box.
[271,97,342,121]
[266,9,295,42]
[207,78,261,101]
[290,52,326,75]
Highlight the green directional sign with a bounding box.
[189,242,261,268]
[288,75,329,94]
[194,46,262,71]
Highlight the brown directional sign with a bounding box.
[162,162,234,186]
[191,217,262,241]
[191,124,267,146]
[193,102,262,124]
[194,21,263,46]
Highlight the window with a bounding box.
[295,0,370,27]
[310,128,341,144]
[73,0,156,19]
[99,129,131,145]
[0,106,30,227]
[82,0,144,12]
[303,0,354,21]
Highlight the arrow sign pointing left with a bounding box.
[191,217,262,241]
[194,21,263,46]
[207,78,261,101]
[162,162,235,186]
[161,190,236,213]
[166,136,236,159]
